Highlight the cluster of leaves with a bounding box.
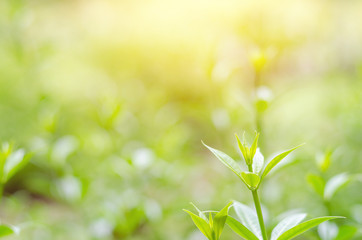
[307,150,361,240]
[187,201,341,240]
[202,133,303,192]
[307,151,361,205]
[184,202,232,240]
[185,133,343,240]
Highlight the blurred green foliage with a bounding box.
[0,0,361,239]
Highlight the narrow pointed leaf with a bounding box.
[209,212,213,229]
[324,173,351,200]
[271,213,307,240]
[235,134,248,164]
[277,216,344,240]
[190,202,208,221]
[213,202,232,239]
[202,141,242,176]
[245,148,251,165]
[252,148,264,175]
[307,174,325,197]
[241,172,260,190]
[184,210,212,240]
[226,216,259,240]
[261,144,304,180]
[233,201,262,239]
[250,132,260,160]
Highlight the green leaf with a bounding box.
[209,212,214,229]
[226,216,259,240]
[317,150,332,172]
[324,173,352,200]
[252,148,264,175]
[0,143,13,182]
[261,144,304,180]
[241,172,260,190]
[202,141,242,176]
[184,209,213,240]
[1,142,13,158]
[233,201,262,239]
[277,216,344,240]
[3,149,31,183]
[235,134,249,165]
[250,132,259,161]
[0,225,15,237]
[335,225,358,240]
[213,202,232,239]
[190,202,208,222]
[271,213,306,240]
[307,173,325,197]
[245,148,251,165]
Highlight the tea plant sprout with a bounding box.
[185,132,343,240]
[183,202,232,240]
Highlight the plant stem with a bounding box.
[251,190,268,240]
[324,200,332,216]
[254,70,262,133]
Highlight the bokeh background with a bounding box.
[0,0,361,239]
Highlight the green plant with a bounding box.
[0,142,31,198]
[0,142,31,238]
[184,202,232,240]
[307,150,361,240]
[185,132,344,240]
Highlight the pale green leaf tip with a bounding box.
[330,216,345,219]
[225,201,233,208]
[286,143,305,152]
[190,202,200,212]
[297,143,306,148]
[314,216,345,220]
[201,140,209,148]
